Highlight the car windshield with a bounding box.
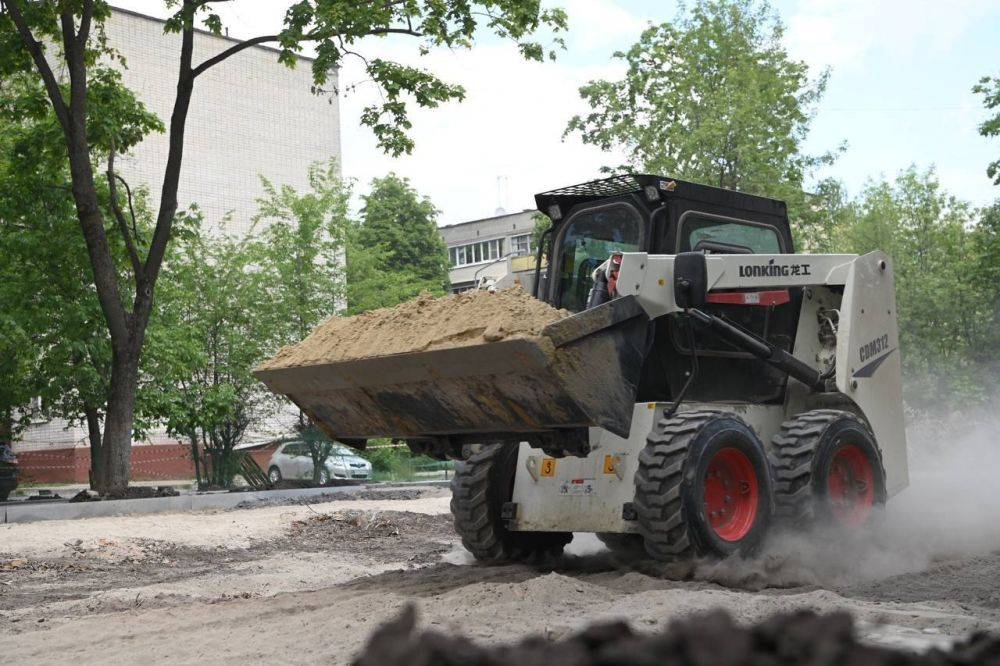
[329,446,356,457]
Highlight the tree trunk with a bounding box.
[95,346,141,496]
[84,406,103,491]
[0,409,12,444]
[189,431,202,489]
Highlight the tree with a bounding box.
[146,218,280,489]
[256,160,351,346]
[0,69,160,486]
[357,174,450,288]
[566,0,837,223]
[0,0,566,494]
[255,159,352,483]
[973,74,1000,186]
[834,167,995,407]
[968,201,1000,389]
[347,174,450,313]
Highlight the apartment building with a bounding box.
[439,209,541,293]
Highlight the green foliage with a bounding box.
[566,0,837,223]
[299,425,335,484]
[253,161,353,483]
[831,167,1000,408]
[531,213,552,252]
[359,442,446,481]
[973,74,1000,186]
[156,0,567,156]
[0,70,160,440]
[358,174,449,284]
[255,160,352,342]
[347,174,450,313]
[144,163,448,486]
[145,216,281,488]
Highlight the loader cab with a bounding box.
[534,174,798,405]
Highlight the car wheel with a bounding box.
[268,466,282,485]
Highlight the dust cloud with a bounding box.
[681,402,1000,590]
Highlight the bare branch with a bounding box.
[113,172,142,243]
[368,27,422,37]
[143,16,196,288]
[3,0,71,132]
[107,146,144,277]
[192,34,280,78]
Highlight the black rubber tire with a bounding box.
[771,409,886,529]
[450,443,572,563]
[0,489,9,502]
[596,532,646,558]
[634,410,774,561]
[267,466,282,485]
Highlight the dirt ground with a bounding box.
[1,477,999,665]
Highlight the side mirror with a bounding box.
[674,252,707,309]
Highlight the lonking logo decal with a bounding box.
[853,333,895,378]
[738,258,812,278]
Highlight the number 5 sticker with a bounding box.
[540,458,557,477]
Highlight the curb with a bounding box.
[1,480,451,524]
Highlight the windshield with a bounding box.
[555,203,643,311]
[329,445,357,457]
[680,214,782,254]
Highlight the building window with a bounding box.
[450,239,503,267]
[510,233,532,256]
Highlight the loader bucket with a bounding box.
[253,296,650,452]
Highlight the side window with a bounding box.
[679,213,782,254]
[555,203,643,312]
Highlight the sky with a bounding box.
[114,0,1000,225]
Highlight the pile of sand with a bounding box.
[258,288,570,370]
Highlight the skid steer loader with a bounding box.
[254,174,908,562]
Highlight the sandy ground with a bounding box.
[0,493,451,556]
[1,479,999,665]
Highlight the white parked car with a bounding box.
[266,441,372,485]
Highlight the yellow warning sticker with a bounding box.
[603,455,616,474]
[540,458,557,477]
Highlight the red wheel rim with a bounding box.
[704,447,759,542]
[826,444,875,527]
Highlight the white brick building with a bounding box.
[109,7,342,235]
[16,8,341,471]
